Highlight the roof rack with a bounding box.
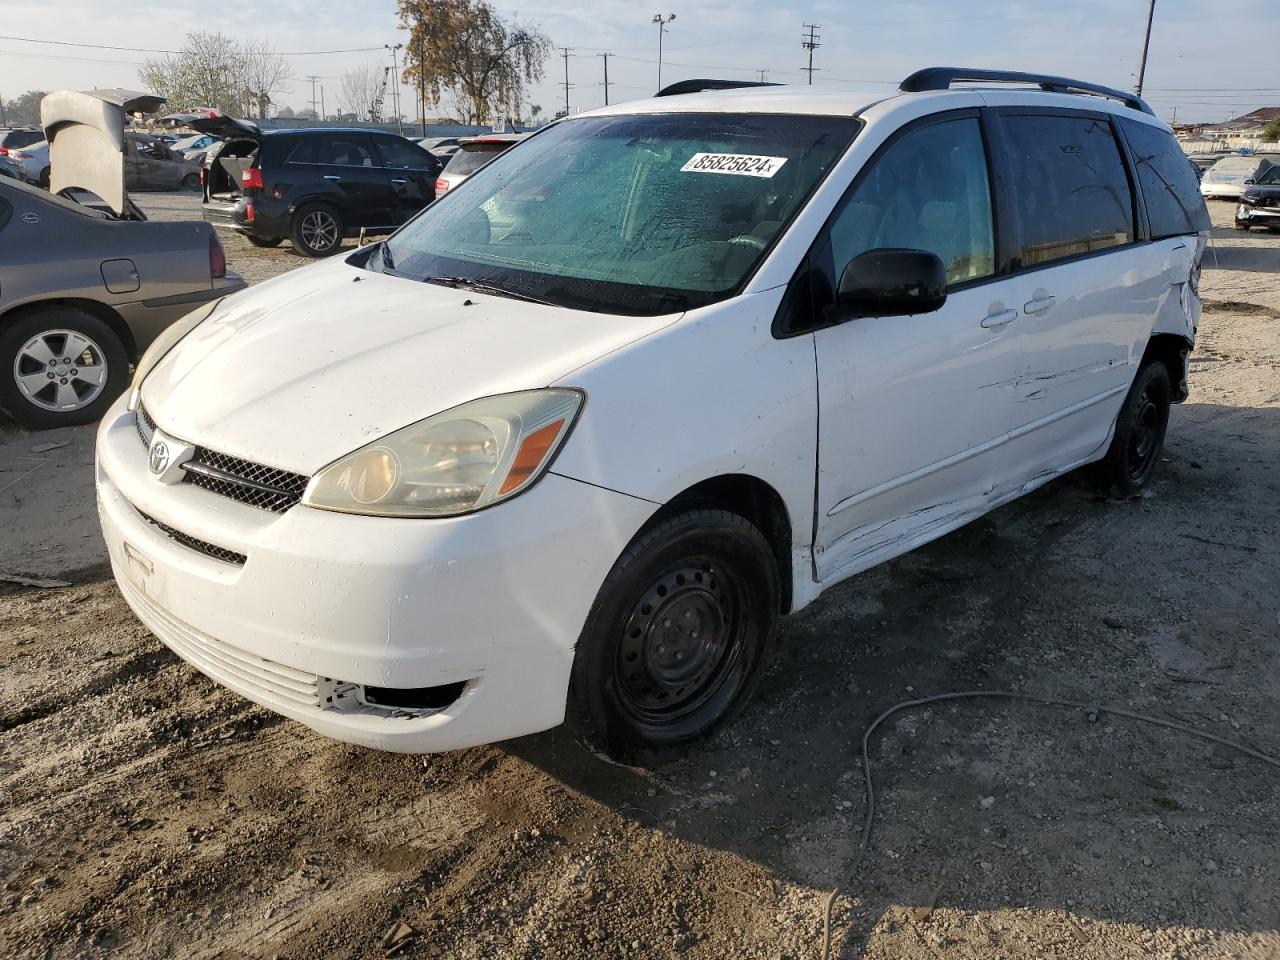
[655,79,781,98]
[899,67,1154,116]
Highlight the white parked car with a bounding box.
[10,139,50,186]
[97,68,1209,758]
[1199,154,1277,199]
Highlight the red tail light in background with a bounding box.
[209,233,227,280]
[199,166,205,186]
[435,178,450,194]
[244,202,255,223]
[241,168,264,190]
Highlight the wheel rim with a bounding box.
[1126,382,1162,482]
[12,329,109,413]
[301,211,338,251]
[614,560,747,729]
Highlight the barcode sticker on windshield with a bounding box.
[680,153,788,178]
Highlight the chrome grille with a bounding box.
[137,510,248,566]
[183,449,309,513]
[136,405,157,446]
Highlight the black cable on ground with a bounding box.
[819,690,1280,960]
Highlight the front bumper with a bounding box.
[1237,202,1280,224]
[1201,183,1244,199]
[95,395,654,752]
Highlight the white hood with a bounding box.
[141,258,679,475]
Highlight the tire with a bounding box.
[1094,361,1172,497]
[570,509,780,758]
[181,173,200,190]
[1234,221,1251,231]
[290,203,344,257]
[247,235,284,248]
[38,167,50,189]
[0,306,129,429]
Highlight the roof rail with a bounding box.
[655,79,781,98]
[899,67,1155,116]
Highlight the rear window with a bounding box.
[0,129,42,150]
[1119,118,1210,238]
[1002,113,1135,268]
[443,144,511,177]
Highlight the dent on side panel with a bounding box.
[1151,233,1202,344]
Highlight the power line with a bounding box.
[0,32,386,56]
[801,23,821,86]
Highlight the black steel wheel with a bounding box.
[1095,361,1171,497]
[571,509,779,757]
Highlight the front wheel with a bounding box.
[1094,361,1171,497]
[290,203,344,257]
[570,509,780,758]
[0,306,129,429]
[1234,220,1251,231]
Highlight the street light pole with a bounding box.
[386,43,404,134]
[652,14,675,91]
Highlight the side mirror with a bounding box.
[1244,178,1255,185]
[837,248,948,319]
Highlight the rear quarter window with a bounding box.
[1120,118,1211,238]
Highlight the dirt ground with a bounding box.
[1,197,1278,960]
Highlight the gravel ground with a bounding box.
[1,196,1278,960]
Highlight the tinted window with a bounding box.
[376,137,439,171]
[443,145,511,177]
[1003,114,1134,267]
[827,116,995,285]
[290,136,376,166]
[1120,119,1210,238]
[0,130,42,150]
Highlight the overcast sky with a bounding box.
[2,0,1278,124]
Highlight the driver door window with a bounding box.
[828,116,995,286]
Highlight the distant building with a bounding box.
[1199,107,1280,142]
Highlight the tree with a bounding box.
[139,32,293,117]
[1,90,47,128]
[398,0,551,125]
[1263,118,1280,143]
[340,62,385,122]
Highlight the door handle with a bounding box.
[980,308,1018,328]
[323,174,342,181]
[1023,295,1056,316]
[390,177,407,185]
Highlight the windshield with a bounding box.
[379,112,860,315]
[1256,165,1280,185]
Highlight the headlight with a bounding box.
[302,389,584,518]
[126,298,222,411]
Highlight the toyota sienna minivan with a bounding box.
[97,68,1210,757]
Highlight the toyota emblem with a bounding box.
[148,440,170,476]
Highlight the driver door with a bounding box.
[810,111,1021,582]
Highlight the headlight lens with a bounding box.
[302,389,583,517]
[126,298,222,411]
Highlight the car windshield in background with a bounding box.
[379,113,860,315]
[443,145,508,177]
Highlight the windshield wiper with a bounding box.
[423,275,555,306]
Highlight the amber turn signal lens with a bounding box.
[498,419,565,495]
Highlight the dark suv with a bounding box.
[193,119,443,256]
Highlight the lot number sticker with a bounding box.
[681,152,788,178]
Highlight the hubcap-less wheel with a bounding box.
[1127,386,1161,481]
[13,329,109,412]
[614,560,746,729]
[300,210,339,252]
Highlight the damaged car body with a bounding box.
[0,89,244,429]
[96,69,1209,758]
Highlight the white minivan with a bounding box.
[97,68,1209,757]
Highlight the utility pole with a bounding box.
[560,46,574,114]
[386,43,404,133]
[756,69,769,83]
[652,14,676,90]
[320,86,326,122]
[801,24,821,85]
[1134,0,1156,97]
[306,75,320,118]
[600,53,613,106]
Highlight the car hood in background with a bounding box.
[41,88,165,216]
[141,258,681,475]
